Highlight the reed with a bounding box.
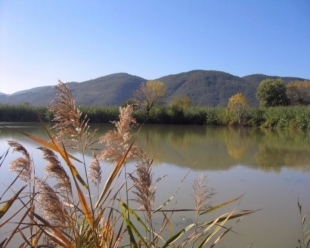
[0,82,257,247]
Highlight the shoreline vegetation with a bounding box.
[1,103,310,129]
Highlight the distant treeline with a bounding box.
[1,104,310,129]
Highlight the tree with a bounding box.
[170,95,192,109]
[227,93,250,124]
[256,78,289,107]
[286,80,310,105]
[133,80,167,116]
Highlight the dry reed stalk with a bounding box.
[7,140,32,182]
[39,147,72,196]
[35,177,67,228]
[88,152,101,187]
[98,104,141,164]
[48,81,97,152]
[192,174,215,216]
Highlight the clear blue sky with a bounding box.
[0,1,309,94]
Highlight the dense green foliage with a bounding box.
[0,104,53,122]
[256,78,290,107]
[2,103,310,130]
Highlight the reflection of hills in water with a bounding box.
[132,125,310,173]
[2,123,310,173]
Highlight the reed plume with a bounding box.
[129,152,160,224]
[35,177,67,227]
[192,174,215,216]
[88,152,101,187]
[39,147,72,196]
[8,140,32,182]
[98,104,141,164]
[48,81,97,152]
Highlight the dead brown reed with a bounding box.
[98,104,141,164]
[39,147,72,196]
[192,174,215,216]
[35,177,67,228]
[7,140,32,182]
[48,81,97,152]
[88,152,102,187]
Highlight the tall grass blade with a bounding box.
[119,200,149,231]
[0,185,26,219]
[2,207,31,248]
[17,227,32,247]
[0,171,23,202]
[200,194,243,215]
[32,211,75,248]
[153,171,189,214]
[72,172,94,229]
[95,138,136,208]
[0,149,9,168]
[197,209,235,248]
[161,223,196,248]
[120,200,138,247]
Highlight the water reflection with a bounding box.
[1,123,310,173]
[131,125,310,172]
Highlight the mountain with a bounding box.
[0,73,146,106]
[0,70,307,107]
[158,70,258,106]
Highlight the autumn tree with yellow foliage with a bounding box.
[170,95,192,109]
[133,80,167,116]
[286,80,310,105]
[227,93,250,125]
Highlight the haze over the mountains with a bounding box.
[0,70,306,107]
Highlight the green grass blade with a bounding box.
[153,171,189,214]
[119,200,149,231]
[200,194,243,215]
[120,200,138,247]
[197,209,234,248]
[161,223,196,248]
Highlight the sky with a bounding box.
[0,1,309,94]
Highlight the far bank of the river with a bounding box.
[1,104,310,129]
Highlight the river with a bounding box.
[1,122,310,247]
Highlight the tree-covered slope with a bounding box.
[158,70,258,107]
[0,71,307,107]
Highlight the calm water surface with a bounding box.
[1,122,310,247]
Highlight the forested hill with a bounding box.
[0,70,307,107]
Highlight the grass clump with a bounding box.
[0,81,256,247]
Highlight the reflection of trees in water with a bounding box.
[3,123,310,173]
[256,147,310,173]
[224,127,250,160]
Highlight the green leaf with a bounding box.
[120,200,138,247]
[161,223,196,248]
[200,194,243,215]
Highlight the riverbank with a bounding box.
[1,104,310,129]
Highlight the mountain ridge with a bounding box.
[0,70,308,107]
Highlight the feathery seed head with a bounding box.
[88,152,102,187]
[8,141,32,182]
[35,177,67,227]
[39,147,72,196]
